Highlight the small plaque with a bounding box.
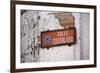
[41,27,76,48]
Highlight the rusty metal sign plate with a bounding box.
[41,27,76,48]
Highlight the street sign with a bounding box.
[41,27,76,48]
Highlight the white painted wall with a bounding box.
[21,11,82,62]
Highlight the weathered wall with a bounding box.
[20,10,89,63]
